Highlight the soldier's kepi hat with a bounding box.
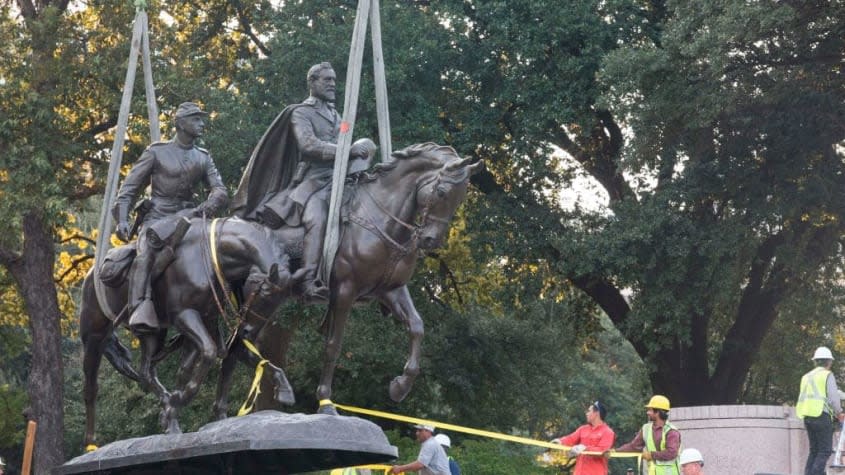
[174,102,208,119]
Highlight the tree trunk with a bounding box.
[8,2,70,468]
[1,211,65,472]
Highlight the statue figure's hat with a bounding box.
[174,102,208,119]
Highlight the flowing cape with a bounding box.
[231,104,305,220]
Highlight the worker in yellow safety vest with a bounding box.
[796,346,845,475]
[613,395,681,475]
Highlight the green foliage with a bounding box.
[0,383,27,448]
[449,438,556,475]
[4,0,843,466]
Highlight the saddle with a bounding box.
[99,217,193,288]
[99,243,137,288]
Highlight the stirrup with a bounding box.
[128,299,159,333]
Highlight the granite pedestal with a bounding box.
[56,410,397,475]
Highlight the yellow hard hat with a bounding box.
[645,395,671,411]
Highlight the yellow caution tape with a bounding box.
[323,400,641,461]
[536,449,572,467]
[330,465,398,475]
[237,338,269,416]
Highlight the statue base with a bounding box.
[55,410,397,474]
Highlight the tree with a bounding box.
[0,0,277,467]
[0,0,76,468]
[430,0,845,404]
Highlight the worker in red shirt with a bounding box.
[551,401,616,475]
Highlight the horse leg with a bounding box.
[213,323,295,420]
[136,331,168,396]
[81,313,111,449]
[212,323,253,420]
[316,284,355,415]
[212,333,240,420]
[102,333,139,382]
[165,308,216,434]
[175,345,199,391]
[135,331,174,436]
[379,285,423,402]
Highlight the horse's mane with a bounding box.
[358,142,461,183]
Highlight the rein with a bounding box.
[356,171,444,250]
[203,218,279,327]
[347,170,447,289]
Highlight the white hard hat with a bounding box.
[679,448,704,466]
[813,346,834,361]
[434,433,451,448]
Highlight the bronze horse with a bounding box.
[79,217,300,446]
[213,142,482,417]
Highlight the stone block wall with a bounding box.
[670,405,807,475]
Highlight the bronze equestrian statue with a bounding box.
[80,216,300,445]
[80,102,295,445]
[80,66,480,446]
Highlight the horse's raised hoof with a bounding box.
[168,390,184,407]
[389,375,413,402]
[159,406,181,434]
[316,403,339,416]
[273,380,296,406]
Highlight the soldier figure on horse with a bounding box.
[113,102,229,331]
[232,62,375,300]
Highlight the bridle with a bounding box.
[201,217,280,338]
[358,169,450,248]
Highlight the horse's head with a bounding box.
[411,147,483,250]
[244,263,306,299]
[363,143,483,251]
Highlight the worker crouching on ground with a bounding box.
[433,434,461,475]
[796,346,845,475]
[551,400,615,475]
[610,395,681,475]
[679,448,704,475]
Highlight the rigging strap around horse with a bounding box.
[208,218,230,300]
[203,216,241,341]
[237,338,270,416]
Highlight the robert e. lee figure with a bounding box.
[113,102,228,331]
[232,62,375,300]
